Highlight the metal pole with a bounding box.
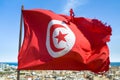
[17,5,24,80]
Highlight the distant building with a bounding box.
[0,63,9,71]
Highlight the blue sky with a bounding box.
[0,0,120,62]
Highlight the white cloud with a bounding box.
[62,0,88,14]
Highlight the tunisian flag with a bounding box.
[18,9,112,73]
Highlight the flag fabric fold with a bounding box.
[18,9,112,73]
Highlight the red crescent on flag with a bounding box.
[46,20,76,58]
[50,24,65,52]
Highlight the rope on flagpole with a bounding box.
[17,5,24,80]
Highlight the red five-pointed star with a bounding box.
[55,31,67,43]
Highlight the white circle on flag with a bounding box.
[46,20,76,58]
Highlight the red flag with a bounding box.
[18,9,112,73]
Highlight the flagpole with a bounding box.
[17,5,24,80]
